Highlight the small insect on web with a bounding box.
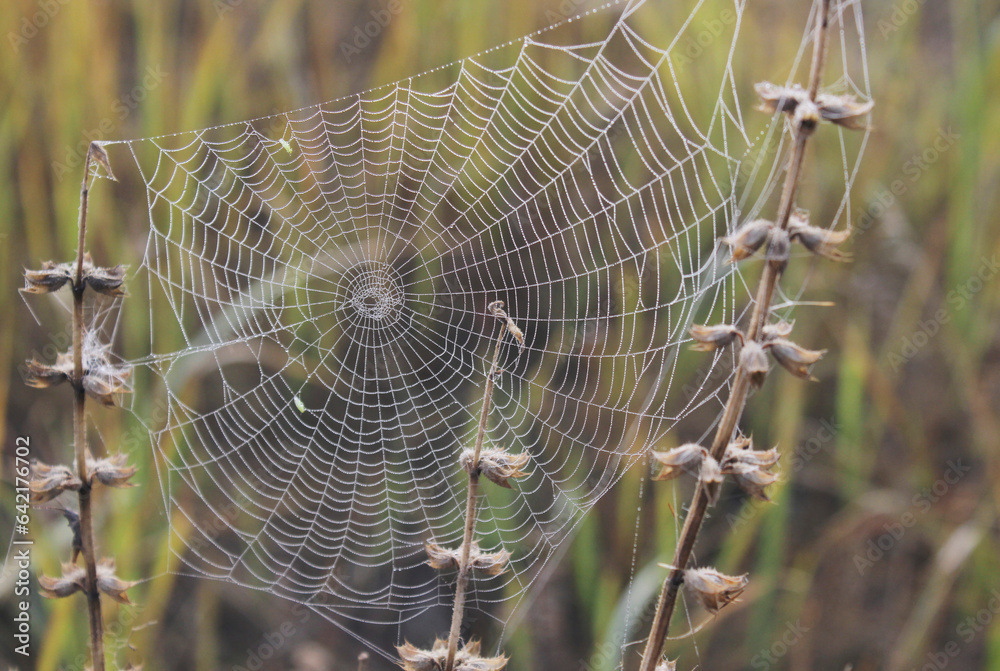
[97,0,869,660]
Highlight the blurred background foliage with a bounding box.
[1,0,999,670]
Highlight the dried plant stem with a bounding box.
[637,2,831,669]
[444,323,507,671]
[73,145,106,671]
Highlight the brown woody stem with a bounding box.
[74,143,105,671]
[637,2,831,669]
[443,314,508,671]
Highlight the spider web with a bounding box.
[99,0,870,660]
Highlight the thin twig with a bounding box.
[444,305,509,671]
[74,143,106,671]
[637,2,832,669]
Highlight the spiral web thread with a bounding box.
[97,0,870,657]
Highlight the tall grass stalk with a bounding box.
[73,144,106,671]
[637,1,870,667]
[23,142,136,671]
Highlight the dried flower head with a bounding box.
[720,437,781,500]
[488,300,524,350]
[793,98,821,133]
[762,320,794,341]
[655,660,677,671]
[28,460,82,504]
[815,92,875,130]
[86,452,137,489]
[765,227,791,274]
[59,507,84,562]
[683,567,749,614]
[650,443,707,481]
[699,455,723,505]
[397,638,507,671]
[88,142,117,181]
[688,324,743,352]
[22,253,126,297]
[721,219,772,262]
[83,261,127,297]
[723,442,779,469]
[756,82,873,131]
[739,341,770,389]
[95,557,137,604]
[424,541,510,576]
[461,447,529,488]
[755,82,807,115]
[22,261,73,295]
[23,353,73,389]
[82,363,132,407]
[788,209,852,261]
[38,563,86,599]
[725,461,780,501]
[23,331,132,406]
[766,338,826,380]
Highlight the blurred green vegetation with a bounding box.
[1,1,999,670]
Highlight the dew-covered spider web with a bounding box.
[100,0,870,661]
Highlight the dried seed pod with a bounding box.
[726,461,780,501]
[505,319,524,350]
[86,452,137,489]
[756,82,873,131]
[457,655,508,671]
[739,341,770,389]
[815,92,875,130]
[650,443,707,481]
[699,455,723,505]
[23,354,73,389]
[461,447,530,488]
[789,216,852,262]
[38,563,87,599]
[84,263,127,297]
[81,362,132,407]
[425,541,509,576]
[424,541,461,572]
[95,557,136,604]
[59,507,84,562]
[689,324,744,352]
[23,254,127,297]
[488,300,524,350]
[765,228,791,274]
[793,98,821,133]
[721,219,773,262]
[762,320,794,341]
[469,547,510,576]
[88,142,117,181]
[766,338,826,380]
[755,82,808,115]
[722,441,780,469]
[397,638,507,671]
[683,567,749,614]
[397,639,443,671]
[22,261,73,295]
[28,461,82,504]
[655,660,677,671]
